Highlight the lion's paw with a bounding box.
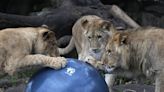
[85,56,96,65]
[84,56,104,69]
[46,57,67,69]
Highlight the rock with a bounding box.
[113,84,155,92]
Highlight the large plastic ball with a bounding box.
[25,58,109,92]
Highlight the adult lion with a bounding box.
[0,26,66,76]
[102,27,164,92]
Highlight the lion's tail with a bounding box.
[58,37,75,55]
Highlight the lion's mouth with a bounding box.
[104,65,116,73]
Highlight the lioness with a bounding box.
[0,26,66,76]
[58,15,116,91]
[59,15,115,61]
[102,27,164,92]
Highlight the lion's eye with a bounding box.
[107,49,111,55]
[88,36,91,39]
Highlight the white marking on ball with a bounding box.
[65,67,76,76]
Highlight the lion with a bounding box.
[102,27,164,92]
[0,26,66,76]
[58,15,115,61]
[58,15,116,91]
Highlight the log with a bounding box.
[109,5,140,28]
[0,0,140,39]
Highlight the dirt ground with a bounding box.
[2,83,155,92]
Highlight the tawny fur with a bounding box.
[0,27,66,75]
[103,27,164,92]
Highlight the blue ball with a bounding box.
[25,58,109,92]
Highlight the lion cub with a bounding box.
[0,26,66,75]
[102,27,164,92]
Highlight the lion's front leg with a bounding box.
[105,74,116,92]
[4,54,67,75]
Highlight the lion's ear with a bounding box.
[102,21,116,36]
[41,24,49,29]
[120,33,128,45]
[42,31,55,40]
[113,33,127,45]
[81,19,88,29]
[101,21,111,30]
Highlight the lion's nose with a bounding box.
[92,48,101,53]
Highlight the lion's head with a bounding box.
[81,16,116,60]
[102,32,130,73]
[34,27,59,57]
